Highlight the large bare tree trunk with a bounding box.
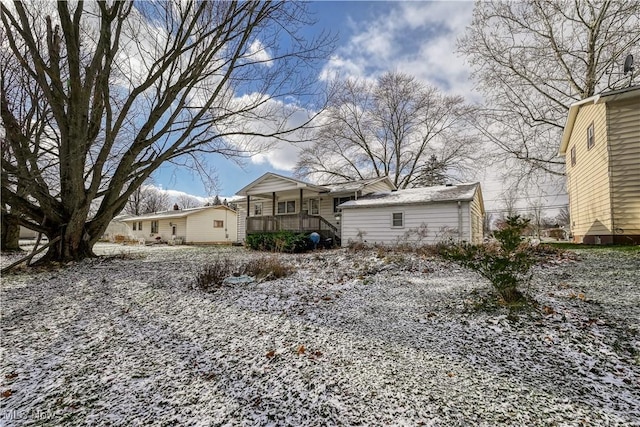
[1,1,331,264]
[1,211,21,252]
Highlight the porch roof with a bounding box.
[235,172,327,197]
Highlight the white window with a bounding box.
[277,201,296,214]
[151,221,158,234]
[133,222,137,231]
[254,202,263,216]
[310,199,319,215]
[392,212,404,228]
[214,220,224,228]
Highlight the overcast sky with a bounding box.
[152,1,566,215]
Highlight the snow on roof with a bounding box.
[322,176,394,193]
[339,183,480,208]
[121,205,233,221]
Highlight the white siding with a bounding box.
[237,198,273,241]
[247,175,306,194]
[160,218,187,241]
[186,208,237,243]
[340,202,470,246]
[362,180,395,194]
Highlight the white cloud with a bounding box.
[319,2,476,98]
[247,39,274,67]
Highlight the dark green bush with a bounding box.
[439,216,536,305]
[245,231,309,253]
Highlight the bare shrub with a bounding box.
[195,258,236,292]
[347,241,368,252]
[241,256,292,281]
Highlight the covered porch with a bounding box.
[236,173,341,245]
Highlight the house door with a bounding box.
[172,225,177,237]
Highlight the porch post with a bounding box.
[272,192,276,216]
[272,192,276,231]
[246,195,250,232]
[299,188,304,232]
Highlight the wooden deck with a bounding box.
[246,214,340,243]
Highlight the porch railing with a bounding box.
[247,213,340,242]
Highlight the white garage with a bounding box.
[338,183,485,246]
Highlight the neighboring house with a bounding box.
[559,85,640,244]
[235,173,396,244]
[120,205,237,244]
[338,183,485,246]
[19,226,38,239]
[102,214,133,241]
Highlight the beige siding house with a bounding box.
[339,183,485,246]
[121,205,237,244]
[559,85,640,244]
[235,173,396,244]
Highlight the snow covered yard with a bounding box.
[1,244,638,426]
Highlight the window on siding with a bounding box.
[392,212,404,228]
[587,122,595,150]
[310,199,319,215]
[254,202,262,216]
[277,201,296,214]
[138,221,142,231]
[151,220,158,234]
[133,222,137,231]
[333,196,354,212]
[570,146,576,167]
[214,220,224,228]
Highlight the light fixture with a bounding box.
[334,213,341,221]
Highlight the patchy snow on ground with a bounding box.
[1,244,639,426]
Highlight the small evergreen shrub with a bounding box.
[245,232,309,253]
[439,216,536,305]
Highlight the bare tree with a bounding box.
[459,0,640,180]
[144,189,170,213]
[556,205,571,227]
[176,194,200,210]
[125,185,170,215]
[294,72,477,189]
[1,1,332,262]
[1,203,21,251]
[528,200,545,239]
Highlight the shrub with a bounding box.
[245,231,309,253]
[241,256,292,281]
[195,257,236,291]
[439,216,536,305]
